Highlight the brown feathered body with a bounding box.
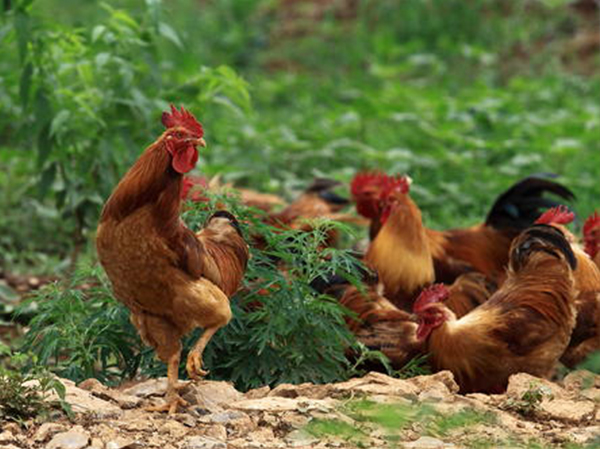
[338,284,423,368]
[419,225,577,394]
[560,242,600,367]
[96,129,248,410]
[364,194,434,310]
[445,272,496,319]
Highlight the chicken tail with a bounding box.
[485,175,575,232]
[510,224,578,272]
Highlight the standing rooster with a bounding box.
[96,106,249,413]
[413,224,577,393]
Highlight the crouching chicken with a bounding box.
[96,106,249,413]
[413,224,577,393]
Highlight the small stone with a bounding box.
[197,424,227,441]
[177,414,198,427]
[0,431,15,443]
[402,436,455,448]
[246,427,275,443]
[105,438,138,449]
[562,370,600,391]
[565,426,600,444]
[184,380,243,411]
[184,436,226,449]
[89,438,104,449]
[200,410,248,424]
[34,423,66,442]
[539,399,595,422]
[46,426,90,449]
[506,373,566,400]
[160,420,188,438]
[245,386,271,400]
[409,371,460,395]
[78,378,141,409]
[284,429,318,447]
[122,378,170,398]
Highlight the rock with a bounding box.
[0,431,16,444]
[184,436,226,449]
[122,378,171,398]
[401,436,455,448]
[34,423,66,442]
[506,373,566,400]
[46,426,90,449]
[245,385,270,400]
[184,380,243,411]
[200,410,249,424]
[105,437,139,449]
[27,378,122,418]
[327,372,419,399]
[160,420,188,438]
[197,424,227,441]
[539,399,595,422]
[409,371,460,395]
[246,427,275,443]
[89,438,104,449]
[564,426,600,444]
[231,396,333,413]
[284,429,319,447]
[562,370,600,391]
[78,378,142,409]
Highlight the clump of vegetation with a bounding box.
[503,383,553,417]
[0,345,70,425]
[306,399,496,446]
[18,192,377,390]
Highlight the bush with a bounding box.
[19,192,373,390]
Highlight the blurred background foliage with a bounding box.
[0,0,599,386]
[0,0,599,270]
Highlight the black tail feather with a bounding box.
[485,175,575,231]
[512,224,577,271]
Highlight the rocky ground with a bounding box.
[1,371,599,449]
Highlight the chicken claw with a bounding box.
[146,392,189,414]
[186,350,209,379]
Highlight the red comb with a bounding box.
[583,211,600,258]
[161,104,204,138]
[583,211,600,237]
[413,284,449,314]
[535,205,575,226]
[350,171,388,196]
[380,174,411,200]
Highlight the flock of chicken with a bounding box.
[96,106,600,413]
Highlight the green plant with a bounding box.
[503,383,553,416]
[19,192,371,390]
[0,346,71,425]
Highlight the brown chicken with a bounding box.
[337,284,424,369]
[584,211,600,269]
[353,173,575,284]
[182,175,287,212]
[96,106,249,413]
[413,224,577,394]
[536,206,600,368]
[363,175,435,310]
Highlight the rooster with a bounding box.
[413,224,577,393]
[363,175,435,310]
[182,175,287,212]
[96,106,249,413]
[536,207,600,368]
[584,211,600,269]
[353,173,575,284]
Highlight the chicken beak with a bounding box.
[198,138,206,147]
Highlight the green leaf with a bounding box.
[158,22,182,48]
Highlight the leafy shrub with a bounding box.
[0,345,70,425]
[19,192,372,390]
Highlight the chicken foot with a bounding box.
[186,326,219,379]
[146,351,189,414]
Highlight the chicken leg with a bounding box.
[146,350,189,414]
[186,326,220,379]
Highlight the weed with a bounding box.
[0,348,71,425]
[503,383,553,417]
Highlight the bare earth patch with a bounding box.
[2,371,599,448]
